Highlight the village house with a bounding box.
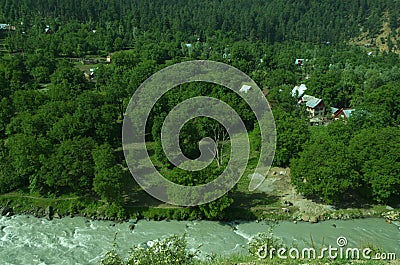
[0,24,16,31]
[291,84,307,99]
[295,58,305,66]
[239,85,252,93]
[292,84,327,125]
[305,97,326,126]
[306,97,325,117]
[331,108,355,121]
[44,26,53,34]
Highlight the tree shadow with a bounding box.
[230,191,280,208]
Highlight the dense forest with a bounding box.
[1,0,400,54]
[0,0,399,219]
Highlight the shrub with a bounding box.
[248,226,284,259]
[127,234,199,265]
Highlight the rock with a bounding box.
[282,200,293,207]
[302,215,310,222]
[293,221,297,224]
[386,206,394,210]
[0,206,13,217]
[45,206,53,220]
[129,224,135,231]
[5,211,13,217]
[282,208,290,213]
[309,216,319,223]
[53,213,61,219]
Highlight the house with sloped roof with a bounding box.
[332,108,355,120]
[291,84,307,99]
[0,23,15,30]
[306,97,325,116]
[295,58,305,66]
[239,85,252,93]
[306,97,325,126]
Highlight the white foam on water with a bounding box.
[0,216,398,264]
[233,227,253,242]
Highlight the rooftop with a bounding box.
[306,98,323,108]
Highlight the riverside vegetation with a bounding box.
[0,0,399,255]
[99,232,398,265]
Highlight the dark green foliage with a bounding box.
[291,134,360,204]
[41,137,96,195]
[349,127,400,202]
[92,144,125,204]
[272,108,310,167]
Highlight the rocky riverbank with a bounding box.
[1,198,399,226]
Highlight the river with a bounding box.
[0,215,399,264]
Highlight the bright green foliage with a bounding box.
[355,83,400,127]
[248,227,284,259]
[0,98,13,138]
[41,137,96,195]
[127,234,199,265]
[49,64,90,100]
[92,144,125,204]
[291,136,360,204]
[101,234,199,265]
[273,109,310,167]
[349,127,400,202]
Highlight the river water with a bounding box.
[0,215,399,264]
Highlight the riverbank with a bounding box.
[1,167,399,223]
[1,192,399,225]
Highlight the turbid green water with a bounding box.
[0,216,398,264]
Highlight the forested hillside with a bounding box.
[1,0,400,53]
[0,0,399,220]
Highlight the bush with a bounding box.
[100,234,200,265]
[248,226,284,259]
[105,203,127,220]
[127,234,199,265]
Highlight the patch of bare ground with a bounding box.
[349,12,400,54]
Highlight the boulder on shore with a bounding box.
[45,206,53,220]
[309,216,319,223]
[0,206,13,217]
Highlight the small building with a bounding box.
[295,58,305,66]
[291,84,307,98]
[332,108,355,120]
[106,56,111,63]
[300,94,315,103]
[306,97,325,120]
[44,26,53,34]
[0,23,16,31]
[239,85,252,93]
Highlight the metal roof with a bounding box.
[239,85,252,93]
[343,109,355,118]
[306,98,323,108]
[291,84,307,98]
